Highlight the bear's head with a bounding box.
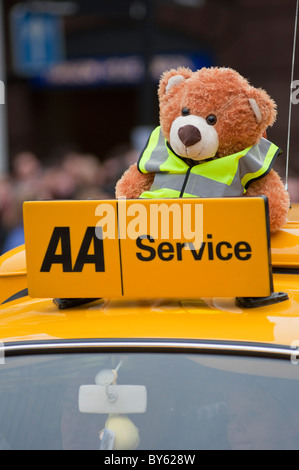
[158,67,277,161]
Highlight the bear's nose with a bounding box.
[178,125,201,147]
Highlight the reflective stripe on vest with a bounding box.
[137,126,281,199]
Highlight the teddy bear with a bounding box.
[99,414,140,450]
[115,66,290,233]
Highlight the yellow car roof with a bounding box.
[0,271,298,347]
[0,203,299,348]
[0,257,299,347]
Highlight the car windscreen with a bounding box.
[0,351,298,450]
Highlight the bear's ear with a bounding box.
[165,75,186,93]
[247,87,277,128]
[248,98,263,124]
[158,67,192,99]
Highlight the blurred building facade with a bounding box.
[2,0,299,179]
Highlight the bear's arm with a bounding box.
[115,163,155,199]
[245,169,290,232]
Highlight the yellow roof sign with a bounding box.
[23,197,273,298]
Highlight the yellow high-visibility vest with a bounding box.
[137,126,281,199]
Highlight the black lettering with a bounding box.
[176,242,186,261]
[207,234,213,260]
[189,242,206,260]
[135,236,252,263]
[158,242,174,261]
[41,227,72,272]
[136,235,156,261]
[216,241,233,260]
[234,241,252,260]
[73,227,105,272]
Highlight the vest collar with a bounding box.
[167,141,221,167]
[164,138,252,171]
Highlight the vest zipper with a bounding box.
[179,167,192,197]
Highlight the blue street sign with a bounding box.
[10,6,65,76]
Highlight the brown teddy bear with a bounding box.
[115,67,289,232]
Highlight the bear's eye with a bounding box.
[182,107,190,116]
[206,114,217,125]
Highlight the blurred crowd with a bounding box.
[0,146,299,256]
[0,146,138,255]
